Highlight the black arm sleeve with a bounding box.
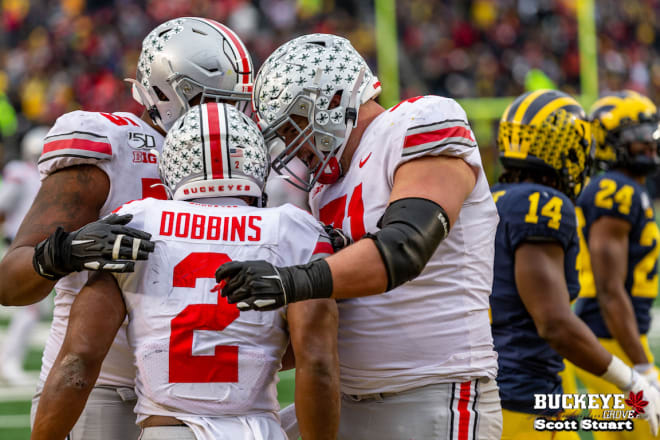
[364,197,450,291]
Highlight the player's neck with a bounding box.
[614,168,646,185]
[189,197,249,206]
[341,100,386,169]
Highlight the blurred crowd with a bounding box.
[1,0,660,163]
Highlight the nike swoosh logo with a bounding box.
[359,152,372,168]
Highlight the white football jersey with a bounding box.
[309,95,499,395]
[37,111,166,389]
[0,160,40,239]
[113,198,330,422]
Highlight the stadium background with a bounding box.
[0,0,659,438]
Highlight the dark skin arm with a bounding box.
[589,216,649,364]
[287,298,340,439]
[0,165,109,306]
[515,241,612,374]
[326,155,476,298]
[31,272,125,440]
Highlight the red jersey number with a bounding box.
[319,183,366,240]
[169,252,240,383]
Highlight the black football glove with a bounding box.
[323,225,353,252]
[215,259,333,311]
[33,213,155,281]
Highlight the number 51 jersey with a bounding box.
[113,198,332,421]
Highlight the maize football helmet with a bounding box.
[498,89,593,198]
[128,17,253,132]
[252,33,381,192]
[159,102,268,204]
[589,90,660,174]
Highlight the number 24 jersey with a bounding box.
[574,170,659,337]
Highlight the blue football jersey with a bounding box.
[490,182,580,414]
[574,170,658,337]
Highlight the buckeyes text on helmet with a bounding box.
[252,33,381,192]
[159,103,268,204]
[129,17,254,132]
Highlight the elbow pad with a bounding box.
[365,197,450,291]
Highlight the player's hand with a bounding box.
[628,369,660,436]
[215,259,333,312]
[635,364,660,391]
[33,214,155,280]
[323,225,353,252]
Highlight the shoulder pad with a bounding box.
[400,96,477,158]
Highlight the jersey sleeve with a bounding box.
[38,111,114,181]
[501,188,577,252]
[276,205,334,265]
[577,174,643,227]
[398,96,478,164]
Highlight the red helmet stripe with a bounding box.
[200,18,252,87]
[206,102,225,179]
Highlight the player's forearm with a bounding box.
[540,313,612,375]
[326,238,388,298]
[0,246,55,306]
[31,354,97,440]
[294,360,340,439]
[598,289,648,364]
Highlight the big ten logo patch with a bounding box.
[133,151,157,164]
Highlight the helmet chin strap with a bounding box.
[318,66,366,184]
[125,78,164,129]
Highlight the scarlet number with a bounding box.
[141,178,168,200]
[169,252,240,383]
[319,183,365,239]
[100,112,139,127]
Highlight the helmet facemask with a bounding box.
[253,34,380,192]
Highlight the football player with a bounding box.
[572,91,660,440]
[490,89,660,439]
[0,17,254,439]
[31,103,339,440]
[216,34,503,439]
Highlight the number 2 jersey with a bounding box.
[112,198,331,428]
[309,95,499,395]
[36,111,165,391]
[574,170,659,337]
[489,182,579,413]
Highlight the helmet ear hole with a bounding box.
[328,91,342,110]
[152,86,169,102]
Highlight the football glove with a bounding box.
[635,363,660,391]
[215,259,333,311]
[603,356,660,435]
[323,225,352,252]
[33,213,155,281]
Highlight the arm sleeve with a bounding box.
[38,111,114,181]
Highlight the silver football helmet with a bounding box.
[128,17,253,132]
[253,33,381,191]
[159,103,268,204]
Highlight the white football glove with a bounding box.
[635,363,660,391]
[603,356,660,436]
